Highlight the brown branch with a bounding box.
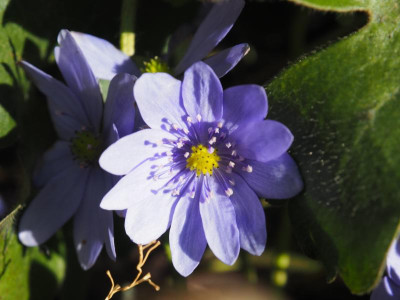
[105,240,161,300]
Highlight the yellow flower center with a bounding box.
[141,56,170,74]
[70,130,102,166]
[186,144,220,176]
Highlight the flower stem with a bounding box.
[120,0,137,56]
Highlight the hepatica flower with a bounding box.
[18,30,136,270]
[72,0,247,79]
[371,238,400,300]
[99,61,303,276]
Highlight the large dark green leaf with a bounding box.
[267,0,400,294]
[0,206,66,300]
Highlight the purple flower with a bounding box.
[72,0,247,79]
[99,61,303,276]
[18,30,136,270]
[371,238,400,300]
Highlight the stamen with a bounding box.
[225,188,233,197]
[228,161,235,168]
[184,152,190,158]
[183,128,189,135]
[187,116,192,123]
[225,142,232,149]
[209,137,217,145]
[172,124,179,130]
[215,127,220,134]
[196,114,202,122]
[217,122,223,128]
[244,165,253,173]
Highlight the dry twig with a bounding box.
[105,240,161,299]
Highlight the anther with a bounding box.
[183,128,189,135]
[172,189,180,196]
[172,124,179,130]
[229,179,235,186]
[208,147,215,154]
[225,188,233,197]
[217,122,223,128]
[228,161,235,168]
[196,114,202,122]
[245,165,253,173]
[187,116,192,123]
[215,127,220,134]
[225,142,232,149]
[176,140,184,148]
[209,137,217,145]
[231,150,237,156]
[184,152,190,158]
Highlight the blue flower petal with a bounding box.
[222,84,268,133]
[103,73,136,138]
[100,156,179,210]
[174,0,245,74]
[19,164,89,246]
[73,167,115,270]
[234,120,294,163]
[387,238,400,285]
[100,129,176,176]
[204,43,250,78]
[20,61,88,140]
[371,277,400,300]
[229,173,266,255]
[124,191,179,245]
[55,30,103,132]
[33,141,75,187]
[134,73,187,130]
[240,154,303,199]
[170,192,207,277]
[199,176,240,265]
[71,31,141,80]
[182,62,223,122]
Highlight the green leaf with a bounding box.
[289,0,367,11]
[267,0,400,294]
[0,105,15,138]
[0,206,66,300]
